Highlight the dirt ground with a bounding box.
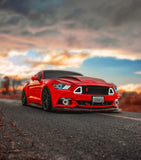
[0,94,21,100]
[0,108,49,160]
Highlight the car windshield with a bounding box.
[44,70,83,79]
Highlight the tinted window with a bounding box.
[44,70,83,79]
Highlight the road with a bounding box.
[0,99,141,160]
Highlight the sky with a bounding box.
[0,0,141,92]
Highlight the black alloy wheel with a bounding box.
[42,87,52,111]
[22,90,27,106]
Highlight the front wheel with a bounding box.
[42,87,52,111]
[22,90,27,106]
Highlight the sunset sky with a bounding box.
[0,0,141,92]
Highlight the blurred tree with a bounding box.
[3,76,9,94]
[12,79,16,94]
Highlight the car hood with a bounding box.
[56,76,112,86]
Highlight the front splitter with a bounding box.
[52,106,121,112]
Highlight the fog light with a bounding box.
[62,98,69,105]
[57,98,72,105]
[114,99,119,106]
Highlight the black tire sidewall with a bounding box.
[42,87,52,111]
[22,90,27,106]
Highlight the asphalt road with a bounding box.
[0,99,141,160]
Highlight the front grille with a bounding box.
[77,100,113,106]
[82,86,109,95]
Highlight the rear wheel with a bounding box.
[42,87,52,111]
[22,90,27,106]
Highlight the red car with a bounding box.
[22,70,120,112]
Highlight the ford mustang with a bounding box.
[22,70,120,112]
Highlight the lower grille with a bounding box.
[77,100,113,106]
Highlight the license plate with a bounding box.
[92,96,104,103]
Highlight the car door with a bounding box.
[28,74,38,102]
[34,72,43,104]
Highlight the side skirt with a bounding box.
[28,103,42,109]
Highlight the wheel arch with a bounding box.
[23,81,30,93]
[22,89,27,105]
[22,81,30,102]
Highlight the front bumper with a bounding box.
[50,87,120,112]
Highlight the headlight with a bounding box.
[52,84,71,90]
[114,86,118,92]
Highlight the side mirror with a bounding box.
[31,76,38,81]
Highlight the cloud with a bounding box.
[89,49,141,60]
[0,0,141,58]
[0,58,39,79]
[24,48,141,71]
[0,0,141,84]
[8,50,27,57]
[119,83,141,93]
[0,50,27,59]
[0,48,140,80]
[0,52,8,58]
[134,71,141,75]
[70,49,141,60]
[25,50,89,68]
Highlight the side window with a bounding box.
[38,72,42,81]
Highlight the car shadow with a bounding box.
[24,104,121,114]
[25,104,95,114]
[51,110,95,114]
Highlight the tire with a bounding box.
[42,87,52,111]
[22,90,27,106]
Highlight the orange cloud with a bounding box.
[0,33,141,61]
[0,33,68,51]
[119,84,141,93]
[25,50,89,68]
[0,52,8,58]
